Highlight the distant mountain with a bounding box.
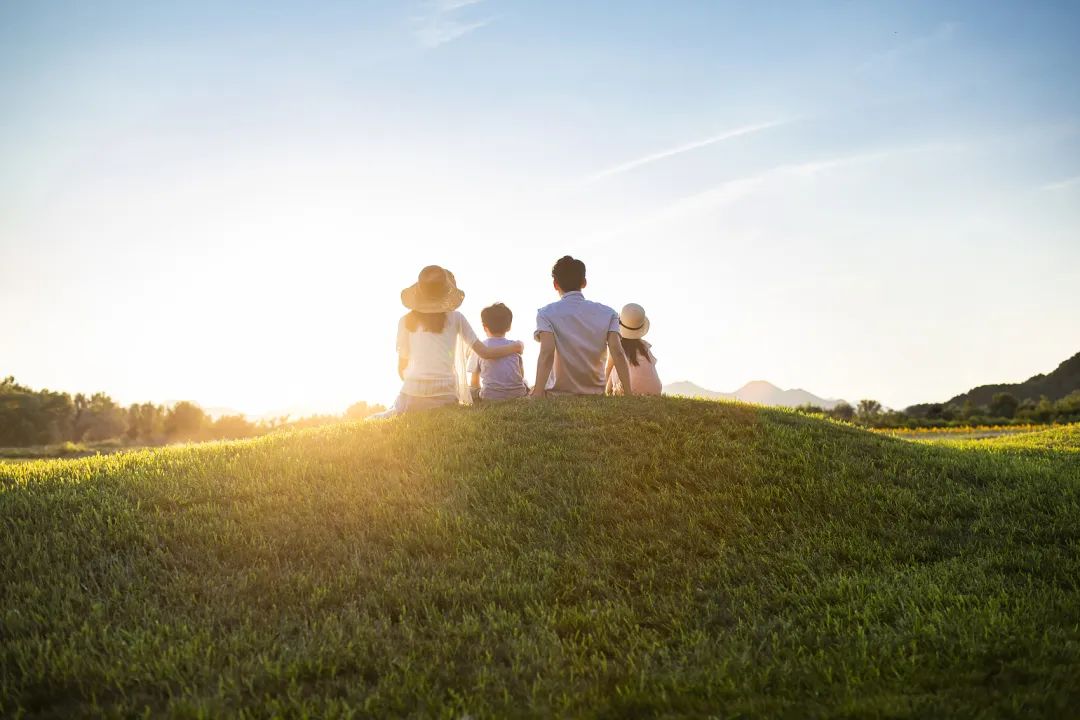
[664,380,845,409]
[908,350,1080,414]
[663,381,729,400]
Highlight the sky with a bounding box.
[2,0,1079,416]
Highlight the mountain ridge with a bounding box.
[907,350,1080,414]
[663,379,845,409]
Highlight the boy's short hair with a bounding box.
[552,255,586,292]
[481,302,513,334]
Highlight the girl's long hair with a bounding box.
[404,311,447,333]
[620,337,650,367]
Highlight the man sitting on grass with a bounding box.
[532,255,632,398]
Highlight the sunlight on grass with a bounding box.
[2,398,1078,717]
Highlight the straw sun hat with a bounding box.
[401,265,465,313]
[618,303,650,339]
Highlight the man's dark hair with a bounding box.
[480,302,513,334]
[552,255,586,292]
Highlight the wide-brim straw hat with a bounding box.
[619,303,650,339]
[401,265,465,313]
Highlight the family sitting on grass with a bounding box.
[381,256,662,416]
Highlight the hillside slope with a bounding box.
[910,350,1080,413]
[2,398,1078,718]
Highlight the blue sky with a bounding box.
[2,1,1079,414]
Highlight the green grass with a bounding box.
[880,423,1080,446]
[939,423,1080,453]
[0,439,128,462]
[2,398,1078,718]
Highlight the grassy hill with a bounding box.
[2,398,1078,718]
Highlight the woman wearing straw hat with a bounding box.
[387,265,523,414]
[606,303,663,396]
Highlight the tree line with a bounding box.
[795,391,1080,429]
[0,376,384,448]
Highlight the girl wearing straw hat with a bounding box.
[606,303,663,396]
[388,265,524,414]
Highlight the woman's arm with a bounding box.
[397,355,408,381]
[605,355,615,395]
[471,340,523,360]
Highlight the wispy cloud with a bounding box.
[584,120,789,183]
[1039,175,1080,192]
[412,0,493,49]
[581,145,951,247]
[650,151,890,216]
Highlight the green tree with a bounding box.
[125,405,140,442]
[988,392,1019,419]
[1033,396,1055,422]
[127,403,166,443]
[1055,390,1080,418]
[0,377,38,445]
[1015,398,1038,421]
[75,393,128,442]
[856,399,882,425]
[164,402,208,441]
[960,399,980,420]
[211,415,257,440]
[0,377,76,446]
[828,402,855,422]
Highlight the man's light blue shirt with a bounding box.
[535,291,619,395]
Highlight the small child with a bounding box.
[382,266,523,416]
[468,303,529,401]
